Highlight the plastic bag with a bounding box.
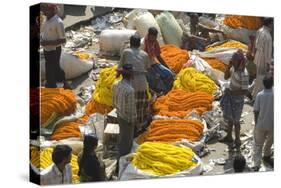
[134,11,164,45]
[99,29,137,55]
[156,12,183,47]
[40,49,94,80]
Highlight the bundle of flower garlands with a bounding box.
[85,99,113,115]
[153,89,214,118]
[40,88,77,128]
[92,65,121,107]
[205,40,248,52]
[160,44,189,74]
[203,58,227,73]
[173,67,217,95]
[137,119,204,144]
[50,115,89,141]
[224,15,262,30]
[131,142,198,176]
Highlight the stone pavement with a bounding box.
[62,4,113,30]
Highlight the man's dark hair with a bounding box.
[148,27,158,36]
[130,34,141,48]
[83,134,98,154]
[263,17,273,27]
[263,75,273,89]
[121,63,133,79]
[52,145,72,165]
[233,155,246,172]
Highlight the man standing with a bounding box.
[252,75,274,171]
[40,4,70,89]
[113,64,137,157]
[41,145,73,185]
[252,18,273,98]
[119,34,150,134]
[221,50,249,148]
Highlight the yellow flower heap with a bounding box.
[93,65,121,106]
[173,67,217,95]
[132,142,197,176]
[30,146,80,183]
[92,64,151,108]
[205,40,248,52]
[73,51,92,60]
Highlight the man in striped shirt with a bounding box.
[112,64,137,157]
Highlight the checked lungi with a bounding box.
[135,90,149,132]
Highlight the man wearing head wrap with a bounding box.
[40,3,71,89]
[221,50,250,148]
[112,64,137,157]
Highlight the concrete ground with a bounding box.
[63,5,114,30]
[201,104,255,175]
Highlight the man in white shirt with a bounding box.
[40,145,73,185]
[252,75,274,171]
[252,18,273,98]
[40,4,70,89]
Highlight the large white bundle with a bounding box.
[40,50,93,80]
[188,54,228,88]
[199,16,219,29]
[195,48,244,65]
[123,9,147,29]
[156,12,183,47]
[221,24,256,44]
[99,29,137,55]
[134,11,164,45]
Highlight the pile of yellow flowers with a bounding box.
[205,40,248,52]
[173,67,217,95]
[132,142,197,176]
[92,65,151,107]
[30,146,80,183]
[224,15,262,30]
[93,65,121,106]
[73,51,92,60]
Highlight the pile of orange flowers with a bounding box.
[50,115,89,141]
[203,58,227,72]
[153,89,214,118]
[138,119,204,143]
[40,88,77,127]
[224,15,262,30]
[160,44,189,73]
[85,99,113,115]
